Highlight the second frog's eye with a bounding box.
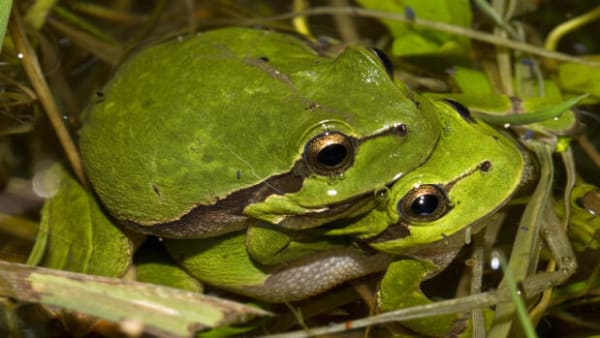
[371,48,394,78]
[304,132,355,176]
[398,184,450,222]
[443,98,474,123]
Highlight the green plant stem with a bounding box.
[8,6,87,186]
[246,6,600,66]
[545,5,600,51]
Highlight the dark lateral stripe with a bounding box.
[124,166,305,238]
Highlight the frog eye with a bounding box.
[304,131,354,175]
[579,190,600,216]
[443,98,474,123]
[398,184,450,222]
[370,48,394,78]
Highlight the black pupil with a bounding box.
[411,194,439,216]
[318,144,347,167]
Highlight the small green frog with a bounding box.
[77,28,529,336]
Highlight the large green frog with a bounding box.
[79,27,442,238]
[75,27,529,336]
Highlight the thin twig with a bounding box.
[245,6,600,66]
[578,134,600,169]
[8,6,87,185]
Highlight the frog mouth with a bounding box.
[267,191,378,230]
[126,187,378,239]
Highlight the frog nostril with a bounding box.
[479,160,492,172]
[391,123,408,136]
[398,184,450,222]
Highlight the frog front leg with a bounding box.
[246,222,472,336]
[164,227,394,303]
[377,258,466,336]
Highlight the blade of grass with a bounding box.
[51,5,119,44]
[489,142,554,338]
[46,17,123,65]
[491,251,538,338]
[0,0,11,51]
[24,0,58,29]
[475,94,588,126]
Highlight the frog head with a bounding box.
[325,98,530,257]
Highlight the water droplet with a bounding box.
[327,189,338,197]
[490,250,501,270]
[374,187,388,200]
[17,53,24,59]
[327,173,345,186]
[374,187,389,209]
[119,318,144,337]
[464,226,472,245]
[441,233,449,245]
[490,256,500,270]
[32,161,62,198]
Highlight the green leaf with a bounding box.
[450,66,494,95]
[356,0,472,58]
[559,58,600,103]
[28,163,133,277]
[24,0,58,29]
[474,94,588,126]
[426,74,581,134]
[0,261,270,337]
